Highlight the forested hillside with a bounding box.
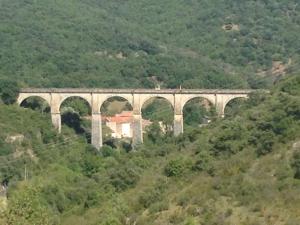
[0,73,299,225]
[1,1,300,224]
[1,0,300,88]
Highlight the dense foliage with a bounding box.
[0,1,300,224]
[0,74,299,225]
[0,80,19,105]
[1,0,300,89]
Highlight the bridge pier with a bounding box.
[215,101,225,117]
[174,114,184,136]
[174,94,184,136]
[132,114,143,147]
[92,113,102,150]
[51,113,61,133]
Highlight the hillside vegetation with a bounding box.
[0,73,299,225]
[0,0,300,224]
[1,0,300,88]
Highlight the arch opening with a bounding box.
[141,97,174,143]
[20,96,50,114]
[100,96,133,150]
[183,97,216,130]
[60,97,92,142]
[224,97,247,117]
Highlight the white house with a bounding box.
[103,111,133,138]
[103,111,167,138]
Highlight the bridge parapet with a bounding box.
[20,88,256,94]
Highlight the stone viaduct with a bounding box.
[17,88,254,149]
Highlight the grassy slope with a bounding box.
[0,75,299,225]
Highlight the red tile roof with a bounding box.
[103,111,133,124]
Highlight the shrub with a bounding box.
[169,211,186,224]
[121,141,132,152]
[254,131,276,156]
[177,192,193,207]
[0,138,13,156]
[193,151,214,174]
[291,151,300,179]
[100,217,121,225]
[41,184,67,213]
[210,121,247,156]
[146,122,163,144]
[148,201,169,214]
[184,217,198,225]
[82,154,102,177]
[246,91,267,107]
[164,158,192,177]
[0,80,19,105]
[155,143,175,156]
[101,145,118,158]
[138,181,167,208]
[280,75,300,96]
[109,166,140,191]
[5,185,53,225]
[84,190,101,208]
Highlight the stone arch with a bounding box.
[99,94,134,112]
[17,93,51,107]
[182,96,216,128]
[141,95,175,132]
[59,95,93,142]
[19,95,51,113]
[223,95,248,116]
[181,95,216,114]
[57,94,92,113]
[140,94,174,113]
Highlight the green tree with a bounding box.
[0,80,19,105]
[146,121,163,143]
[164,158,191,177]
[4,185,53,225]
[291,151,300,179]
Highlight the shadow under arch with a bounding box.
[20,96,50,114]
[141,96,174,136]
[182,97,216,129]
[59,96,92,142]
[224,97,248,117]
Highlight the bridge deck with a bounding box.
[20,88,256,94]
